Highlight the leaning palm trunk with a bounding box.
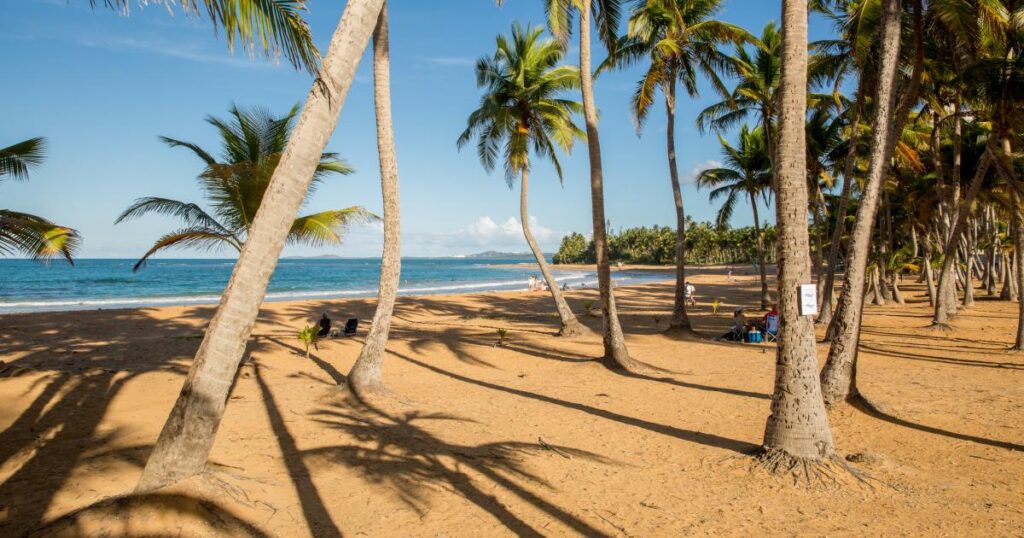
[348,4,401,395]
[819,0,902,407]
[932,152,991,326]
[136,0,385,492]
[818,84,864,326]
[991,137,1024,350]
[521,167,586,336]
[760,0,835,467]
[665,81,696,334]
[579,0,639,371]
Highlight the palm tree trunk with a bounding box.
[135,0,385,493]
[750,191,770,308]
[932,152,991,326]
[665,81,696,335]
[520,167,586,336]
[818,82,864,326]
[924,227,936,306]
[1002,252,1015,300]
[963,219,976,307]
[989,136,1024,350]
[579,0,639,371]
[819,0,902,407]
[1014,198,1024,350]
[348,4,402,395]
[760,0,835,465]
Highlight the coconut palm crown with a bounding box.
[116,104,373,271]
[457,23,584,184]
[601,0,751,131]
[1,137,81,263]
[697,124,772,227]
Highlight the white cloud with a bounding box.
[684,159,722,185]
[466,216,555,243]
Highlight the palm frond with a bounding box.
[288,207,378,248]
[0,137,46,181]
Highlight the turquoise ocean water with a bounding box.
[0,258,666,314]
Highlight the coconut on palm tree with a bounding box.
[1,137,80,263]
[696,124,772,307]
[458,23,588,337]
[600,0,751,334]
[116,105,373,271]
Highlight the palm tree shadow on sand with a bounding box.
[306,394,619,537]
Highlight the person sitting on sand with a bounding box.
[716,308,747,341]
[760,304,780,338]
[317,313,332,337]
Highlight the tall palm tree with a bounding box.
[136,0,387,493]
[1,137,80,263]
[820,0,906,406]
[524,0,643,370]
[458,23,588,338]
[92,0,319,73]
[760,0,836,475]
[347,3,403,395]
[115,105,371,271]
[601,0,750,334]
[696,124,772,307]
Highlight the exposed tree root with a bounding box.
[925,321,954,332]
[752,449,874,489]
[558,321,593,339]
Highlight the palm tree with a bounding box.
[92,0,319,73]
[526,0,643,370]
[347,3,403,395]
[136,0,387,493]
[601,0,750,334]
[697,23,782,173]
[1,138,80,263]
[760,0,836,475]
[115,105,372,271]
[458,23,587,338]
[696,124,772,307]
[820,0,906,406]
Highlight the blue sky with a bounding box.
[2,0,836,258]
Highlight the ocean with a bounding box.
[0,258,667,314]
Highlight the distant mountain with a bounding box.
[464,250,550,260]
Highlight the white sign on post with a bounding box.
[798,284,818,317]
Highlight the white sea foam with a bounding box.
[0,270,651,314]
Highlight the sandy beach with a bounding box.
[1,265,1022,536]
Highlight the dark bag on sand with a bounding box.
[343,318,359,337]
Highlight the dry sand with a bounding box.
[0,265,1022,536]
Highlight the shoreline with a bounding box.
[0,267,675,316]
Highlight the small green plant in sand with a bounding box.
[496,328,508,346]
[711,298,722,315]
[298,325,319,359]
[582,299,596,317]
